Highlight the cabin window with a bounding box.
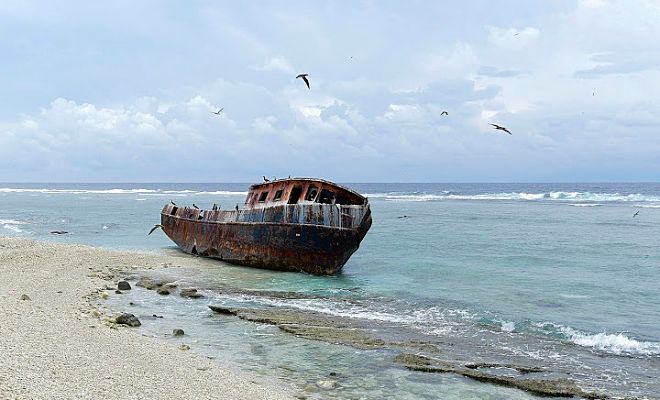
[258,191,269,202]
[305,186,319,201]
[319,189,335,204]
[335,194,348,205]
[288,186,303,204]
[273,189,284,201]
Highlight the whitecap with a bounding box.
[3,224,22,233]
[501,321,516,332]
[559,326,660,356]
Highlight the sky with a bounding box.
[0,0,659,182]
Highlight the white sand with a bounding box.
[0,237,293,400]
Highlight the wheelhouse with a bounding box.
[245,178,366,209]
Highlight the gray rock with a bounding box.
[115,313,141,327]
[136,278,169,290]
[117,281,131,290]
[173,328,185,336]
[114,290,122,294]
[20,294,31,301]
[156,287,172,296]
[180,288,204,299]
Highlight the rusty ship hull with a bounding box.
[159,178,372,275]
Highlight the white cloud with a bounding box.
[252,56,295,74]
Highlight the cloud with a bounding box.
[251,56,295,74]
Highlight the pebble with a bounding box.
[173,329,185,336]
[20,294,31,301]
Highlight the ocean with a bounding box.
[2,182,659,399]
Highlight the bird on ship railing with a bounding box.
[263,176,270,182]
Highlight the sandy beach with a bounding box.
[0,237,293,400]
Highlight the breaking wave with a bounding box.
[533,322,660,356]
[365,191,660,204]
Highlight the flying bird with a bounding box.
[490,123,512,135]
[633,211,640,218]
[440,111,448,116]
[263,176,270,182]
[148,224,163,236]
[296,74,310,89]
[211,107,224,115]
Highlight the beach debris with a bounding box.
[50,230,69,235]
[117,281,131,291]
[179,344,190,351]
[153,314,163,319]
[173,329,185,336]
[56,290,63,294]
[114,313,141,327]
[180,288,204,299]
[20,294,31,301]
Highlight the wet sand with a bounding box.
[0,237,292,400]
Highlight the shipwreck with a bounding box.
[158,178,372,275]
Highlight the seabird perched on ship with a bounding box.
[296,74,310,89]
[170,201,177,206]
[193,204,199,209]
[490,123,512,135]
[263,176,270,182]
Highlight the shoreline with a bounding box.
[0,237,293,399]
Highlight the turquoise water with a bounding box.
[2,182,660,398]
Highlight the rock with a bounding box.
[114,290,122,294]
[303,384,318,393]
[129,302,135,306]
[115,313,141,327]
[152,314,163,319]
[50,230,69,235]
[135,278,169,290]
[20,294,31,301]
[117,281,131,290]
[180,288,204,299]
[164,283,177,289]
[156,287,172,296]
[179,344,190,351]
[316,380,338,389]
[173,329,185,336]
[208,305,237,315]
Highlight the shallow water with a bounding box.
[3,182,660,398]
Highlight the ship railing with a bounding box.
[168,204,367,229]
